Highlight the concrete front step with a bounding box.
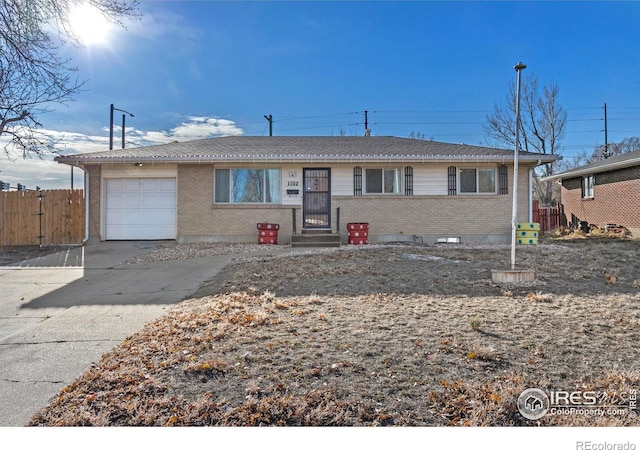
[291,232,341,248]
[301,229,334,234]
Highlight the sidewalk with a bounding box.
[0,241,238,426]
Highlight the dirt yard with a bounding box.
[26,237,640,426]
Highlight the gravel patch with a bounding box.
[123,242,289,264]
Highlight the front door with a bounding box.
[303,168,331,228]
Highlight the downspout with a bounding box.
[529,165,535,223]
[83,165,89,243]
[529,159,541,223]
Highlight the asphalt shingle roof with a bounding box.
[56,136,559,165]
[543,148,640,180]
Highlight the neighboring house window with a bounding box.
[214,168,281,203]
[365,168,402,194]
[582,174,594,198]
[459,168,496,194]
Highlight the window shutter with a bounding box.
[498,165,508,195]
[404,166,414,196]
[447,166,457,195]
[354,166,362,196]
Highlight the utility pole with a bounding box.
[264,115,273,136]
[364,110,370,136]
[121,114,126,149]
[110,104,134,150]
[603,103,609,159]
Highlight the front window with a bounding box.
[215,168,281,203]
[459,168,496,194]
[365,168,401,194]
[582,175,594,198]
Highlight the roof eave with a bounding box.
[541,156,640,182]
[55,154,558,166]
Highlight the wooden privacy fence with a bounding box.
[0,190,84,247]
[532,200,566,232]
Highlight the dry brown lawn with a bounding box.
[28,237,640,426]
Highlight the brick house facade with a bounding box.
[56,136,558,244]
[544,150,640,237]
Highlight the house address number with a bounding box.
[287,181,299,186]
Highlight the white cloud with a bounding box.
[129,116,244,146]
[0,156,81,190]
[0,116,244,190]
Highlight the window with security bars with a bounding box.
[498,165,508,195]
[404,166,413,195]
[353,166,362,195]
[448,166,457,195]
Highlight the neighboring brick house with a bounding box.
[543,149,640,237]
[55,136,558,244]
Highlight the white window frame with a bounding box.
[458,167,497,194]
[364,168,402,194]
[214,168,282,204]
[582,174,594,198]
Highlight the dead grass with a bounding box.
[28,238,640,426]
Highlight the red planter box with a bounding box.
[347,223,369,231]
[347,223,369,245]
[257,223,279,244]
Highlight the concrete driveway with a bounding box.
[0,241,237,426]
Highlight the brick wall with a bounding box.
[177,164,532,244]
[177,165,296,243]
[561,167,640,236]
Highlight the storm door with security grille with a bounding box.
[303,168,331,228]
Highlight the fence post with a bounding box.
[37,191,45,246]
[546,206,551,232]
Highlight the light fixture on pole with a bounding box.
[109,104,134,150]
[510,62,526,270]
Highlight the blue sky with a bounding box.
[2,0,640,189]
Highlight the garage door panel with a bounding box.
[105,178,176,240]
[122,179,140,191]
[156,179,176,190]
[140,192,174,209]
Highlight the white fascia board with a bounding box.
[541,156,640,182]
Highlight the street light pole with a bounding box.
[109,104,134,150]
[511,62,527,270]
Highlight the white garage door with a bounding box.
[105,178,177,240]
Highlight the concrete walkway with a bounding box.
[0,241,239,427]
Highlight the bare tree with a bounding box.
[484,76,567,206]
[408,131,433,141]
[0,0,139,158]
[592,136,640,160]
